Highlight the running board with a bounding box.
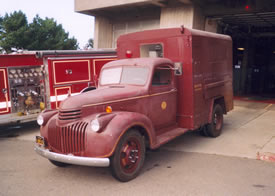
[154,127,189,149]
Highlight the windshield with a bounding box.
[100,66,149,86]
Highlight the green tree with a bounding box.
[86,38,94,49]
[0,11,78,52]
[0,11,29,52]
[26,15,78,50]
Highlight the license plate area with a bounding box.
[36,136,45,147]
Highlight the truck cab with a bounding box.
[35,27,233,182]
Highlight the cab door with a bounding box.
[0,68,10,114]
[148,65,177,131]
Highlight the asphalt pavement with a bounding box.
[0,100,274,195]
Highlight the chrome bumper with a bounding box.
[34,144,110,167]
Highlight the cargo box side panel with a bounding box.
[176,35,195,130]
[191,36,208,128]
[192,35,233,126]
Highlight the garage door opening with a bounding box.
[214,10,275,103]
[233,37,275,100]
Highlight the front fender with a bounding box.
[85,111,156,158]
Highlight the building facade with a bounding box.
[75,0,212,48]
[75,0,275,98]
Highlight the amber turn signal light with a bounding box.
[106,106,112,113]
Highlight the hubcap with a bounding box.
[120,138,141,173]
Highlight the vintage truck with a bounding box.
[35,27,233,182]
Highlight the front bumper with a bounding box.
[34,144,110,167]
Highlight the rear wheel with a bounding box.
[206,104,224,137]
[199,126,208,137]
[110,129,145,182]
[49,160,70,167]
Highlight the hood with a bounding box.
[59,86,147,110]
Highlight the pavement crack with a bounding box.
[260,136,275,150]
[238,110,269,129]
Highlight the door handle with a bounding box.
[65,69,72,75]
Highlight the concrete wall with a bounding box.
[160,5,194,28]
[112,19,160,48]
[160,5,206,30]
[75,0,152,12]
[205,18,218,33]
[77,1,216,48]
[193,6,205,30]
[94,16,113,48]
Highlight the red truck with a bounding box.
[35,27,233,182]
[0,50,116,126]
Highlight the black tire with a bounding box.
[49,159,70,167]
[206,104,224,137]
[81,86,96,93]
[199,126,209,137]
[110,129,145,182]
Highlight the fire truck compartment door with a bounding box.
[0,68,9,114]
[52,60,91,85]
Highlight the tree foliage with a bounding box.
[0,11,78,52]
[86,38,94,49]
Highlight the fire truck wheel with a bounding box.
[49,159,70,167]
[110,129,145,182]
[206,104,223,137]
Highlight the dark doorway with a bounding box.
[202,0,275,102]
[233,36,275,99]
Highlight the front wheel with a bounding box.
[206,104,224,137]
[110,129,145,182]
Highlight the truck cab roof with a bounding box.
[102,57,174,69]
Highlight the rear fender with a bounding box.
[86,112,156,158]
[208,97,225,123]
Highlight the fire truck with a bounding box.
[35,27,233,182]
[0,50,116,126]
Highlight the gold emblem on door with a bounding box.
[161,101,167,110]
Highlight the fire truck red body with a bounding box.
[35,27,233,182]
[0,50,116,126]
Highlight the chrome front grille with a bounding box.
[48,122,88,154]
[59,109,81,120]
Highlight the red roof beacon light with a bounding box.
[126,50,133,58]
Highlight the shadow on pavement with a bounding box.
[0,121,39,138]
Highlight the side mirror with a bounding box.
[174,62,183,75]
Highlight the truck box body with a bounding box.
[117,27,233,130]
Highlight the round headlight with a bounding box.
[37,115,44,126]
[91,119,100,132]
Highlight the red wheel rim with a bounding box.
[120,137,141,174]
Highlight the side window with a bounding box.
[140,44,163,58]
[152,66,171,86]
